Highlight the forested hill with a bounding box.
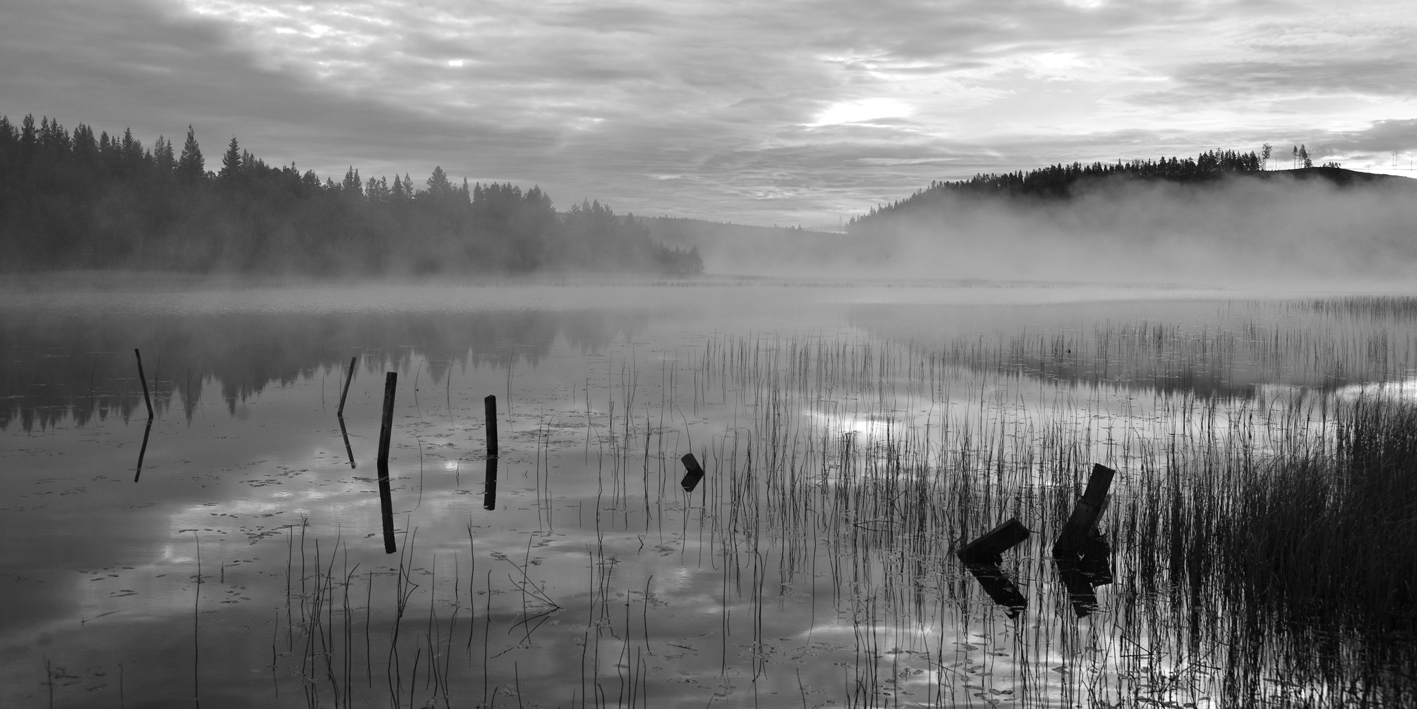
[0,114,701,276]
[847,149,1406,233]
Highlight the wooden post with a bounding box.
[957,518,1030,564]
[1053,463,1115,558]
[134,349,153,421]
[484,395,498,458]
[337,356,357,417]
[377,372,397,554]
[680,453,705,493]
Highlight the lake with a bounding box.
[3,279,1414,708]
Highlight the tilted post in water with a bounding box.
[377,372,398,554]
[1052,463,1116,558]
[134,349,154,421]
[680,453,705,493]
[957,518,1031,564]
[337,356,357,417]
[484,395,498,458]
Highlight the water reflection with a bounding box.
[0,309,647,431]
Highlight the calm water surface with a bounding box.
[2,281,1412,708]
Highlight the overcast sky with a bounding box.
[4,0,1416,229]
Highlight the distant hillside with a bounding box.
[848,150,1415,234]
[834,151,1417,284]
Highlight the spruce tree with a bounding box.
[219,136,242,179]
[178,125,205,181]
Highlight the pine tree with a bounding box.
[178,125,205,181]
[219,136,242,179]
[154,136,175,173]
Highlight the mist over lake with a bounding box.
[7,0,1417,705]
[4,279,1415,708]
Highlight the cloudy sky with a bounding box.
[4,0,1416,229]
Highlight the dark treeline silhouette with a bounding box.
[0,114,701,276]
[850,149,1270,229]
[0,308,648,432]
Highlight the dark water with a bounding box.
[2,281,1413,708]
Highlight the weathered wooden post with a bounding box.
[484,395,498,458]
[377,372,397,554]
[134,349,154,421]
[957,518,1031,564]
[337,356,357,417]
[680,453,705,493]
[1052,463,1115,558]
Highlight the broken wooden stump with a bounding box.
[957,517,1030,564]
[680,453,705,493]
[1052,463,1115,558]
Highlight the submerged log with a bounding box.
[957,518,1031,564]
[1053,463,1115,558]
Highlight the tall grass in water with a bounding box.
[1215,398,1417,707]
[690,303,1415,706]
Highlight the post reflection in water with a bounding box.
[338,415,356,469]
[963,562,1028,618]
[483,455,497,511]
[132,420,152,483]
[1054,536,1114,618]
[376,372,397,555]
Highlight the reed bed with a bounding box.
[33,295,1417,708]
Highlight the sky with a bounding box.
[3,0,1417,230]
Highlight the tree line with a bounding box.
[0,114,702,275]
[848,149,1274,230]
